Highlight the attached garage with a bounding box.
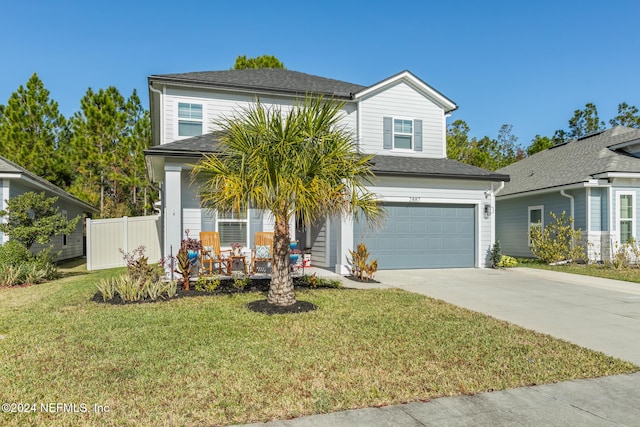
[354,203,476,269]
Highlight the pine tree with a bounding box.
[69,87,128,217]
[0,73,70,187]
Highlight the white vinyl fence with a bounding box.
[86,215,162,271]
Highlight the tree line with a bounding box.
[0,56,284,219]
[448,102,640,171]
[2,60,637,219]
[0,73,156,218]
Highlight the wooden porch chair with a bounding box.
[251,232,274,275]
[200,232,230,275]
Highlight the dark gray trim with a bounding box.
[383,117,392,150]
[414,119,422,152]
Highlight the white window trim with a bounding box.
[528,205,544,247]
[177,101,204,138]
[392,117,413,151]
[216,210,249,249]
[617,191,636,244]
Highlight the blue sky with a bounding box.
[1,0,638,147]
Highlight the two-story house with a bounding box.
[144,69,509,272]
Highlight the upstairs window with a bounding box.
[178,103,202,137]
[383,117,422,151]
[393,119,413,150]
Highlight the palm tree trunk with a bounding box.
[268,213,296,306]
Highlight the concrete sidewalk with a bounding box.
[239,267,640,427]
[244,372,640,426]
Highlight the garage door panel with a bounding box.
[354,203,475,269]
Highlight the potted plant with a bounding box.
[231,242,243,256]
[182,229,202,264]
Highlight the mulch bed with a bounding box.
[92,277,333,311]
[344,275,380,284]
[246,299,317,315]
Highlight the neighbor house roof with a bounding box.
[496,126,640,197]
[149,69,367,99]
[0,156,98,212]
[145,133,508,182]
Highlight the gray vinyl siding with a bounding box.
[496,190,585,258]
[572,190,587,231]
[310,220,328,267]
[163,86,357,145]
[359,81,444,158]
[329,218,338,269]
[590,188,609,232]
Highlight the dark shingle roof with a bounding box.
[146,133,509,182]
[496,126,640,197]
[0,156,98,212]
[149,69,366,99]
[370,156,510,181]
[144,132,223,157]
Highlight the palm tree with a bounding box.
[193,96,381,306]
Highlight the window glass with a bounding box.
[178,103,203,136]
[620,195,633,219]
[530,209,542,223]
[178,121,202,136]
[219,223,247,247]
[393,119,412,149]
[178,103,202,119]
[619,194,634,243]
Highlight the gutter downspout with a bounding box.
[560,190,575,249]
[148,83,164,146]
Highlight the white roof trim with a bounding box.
[497,181,608,200]
[353,70,457,112]
[592,172,640,179]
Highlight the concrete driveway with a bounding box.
[369,267,640,365]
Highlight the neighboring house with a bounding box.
[144,69,509,272]
[0,155,98,260]
[495,126,640,261]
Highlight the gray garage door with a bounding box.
[353,203,476,269]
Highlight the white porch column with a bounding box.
[164,165,183,257]
[335,215,354,275]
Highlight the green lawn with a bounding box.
[518,260,640,284]
[0,267,636,426]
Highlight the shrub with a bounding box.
[0,240,33,266]
[195,274,220,292]
[529,211,585,264]
[497,255,518,268]
[0,191,79,249]
[96,278,116,302]
[112,275,146,302]
[348,243,378,281]
[489,241,502,268]
[175,248,194,290]
[33,246,60,280]
[231,272,250,289]
[23,264,47,285]
[607,239,640,269]
[0,265,24,286]
[120,246,164,282]
[96,273,180,302]
[299,273,342,289]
